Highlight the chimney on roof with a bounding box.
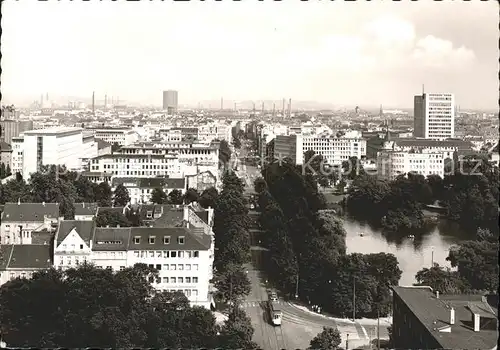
[436,291,439,299]
[450,307,455,325]
[17,198,20,205]
[83,202,85,208]
[473,313,480,332]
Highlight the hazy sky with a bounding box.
[2,0,498,109]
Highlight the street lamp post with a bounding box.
[377,307,380,350]
[295,273,299,299]
[431,246,434,267]
[353,276,356,321]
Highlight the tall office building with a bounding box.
[162,90,179,115]
[0,120,34,144]
[414,93,455,140]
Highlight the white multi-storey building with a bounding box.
[10,136,23,175]
[376,148,446,181]
[387,138,472,159]
[272,134,366,165]
[197,123,232,143]
[21,127,84,177]
[92,128,139,146]
[414,93,455,140]
[53,205,215,308]
[107,142,220,180]
[89,153,181,178]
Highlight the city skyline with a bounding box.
[1,1,497,110]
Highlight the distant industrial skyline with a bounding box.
[1,1,497,110]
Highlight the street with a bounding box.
[235,141,388,349]
[242,264,373,350]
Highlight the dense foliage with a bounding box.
[257,158,401,317]
[0,264,255,348]
[346,155,499,233]
[198,186,218,209]
[0,163,12,180]
[113,183,131,206]
[414,228,499,294]
[218,140,231,167]
[212,171,252,304]
[309,327,342,350]
[0,165,112,220]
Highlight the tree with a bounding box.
[232,137,241,149]
[309,327,342,350]
[219,307,257,349]
[198,187,218,208]
[96,210,132,227]
[168,189,183,205]
[341,156,364,181]
[0,163,6,179]
[213,263,251,304]
[183,188,199,204]
[414,263,467,294]
[446,228,499,292]
[113,184,130,207]
[150,187,167,204]
[0,263,228,348]
[95,182,113,207]
[219,140,231,167]
[73,176,96,203]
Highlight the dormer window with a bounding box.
[178,236,185,244]
[164,236,171,244]
[146,211,153,218]
[134,236,140,244]
[149,236,156,244]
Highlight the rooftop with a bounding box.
[23,126,83,136]
[392,286,498,350]
[1,202,60,222]
[96,138,112,150]
[0,244,52,269]
[0,141,12,151]
[393,138,473,149]
[56,220,95,245]
[74,202,99,216]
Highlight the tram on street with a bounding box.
[268,301,283,326]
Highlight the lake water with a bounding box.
[342,216,470,286]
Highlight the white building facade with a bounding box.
[53,205,215,308]
[10,136,24,175]
[21,127,84,177]
[414,93,455,140]
[272,134,366,165]
[92,128,139,146]
[376,148,446,181]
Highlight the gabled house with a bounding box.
[53,220,95,270]
[0,244,53,287]
[0,202,60,245]
[74,203,99,220]
[91,227,130,271]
